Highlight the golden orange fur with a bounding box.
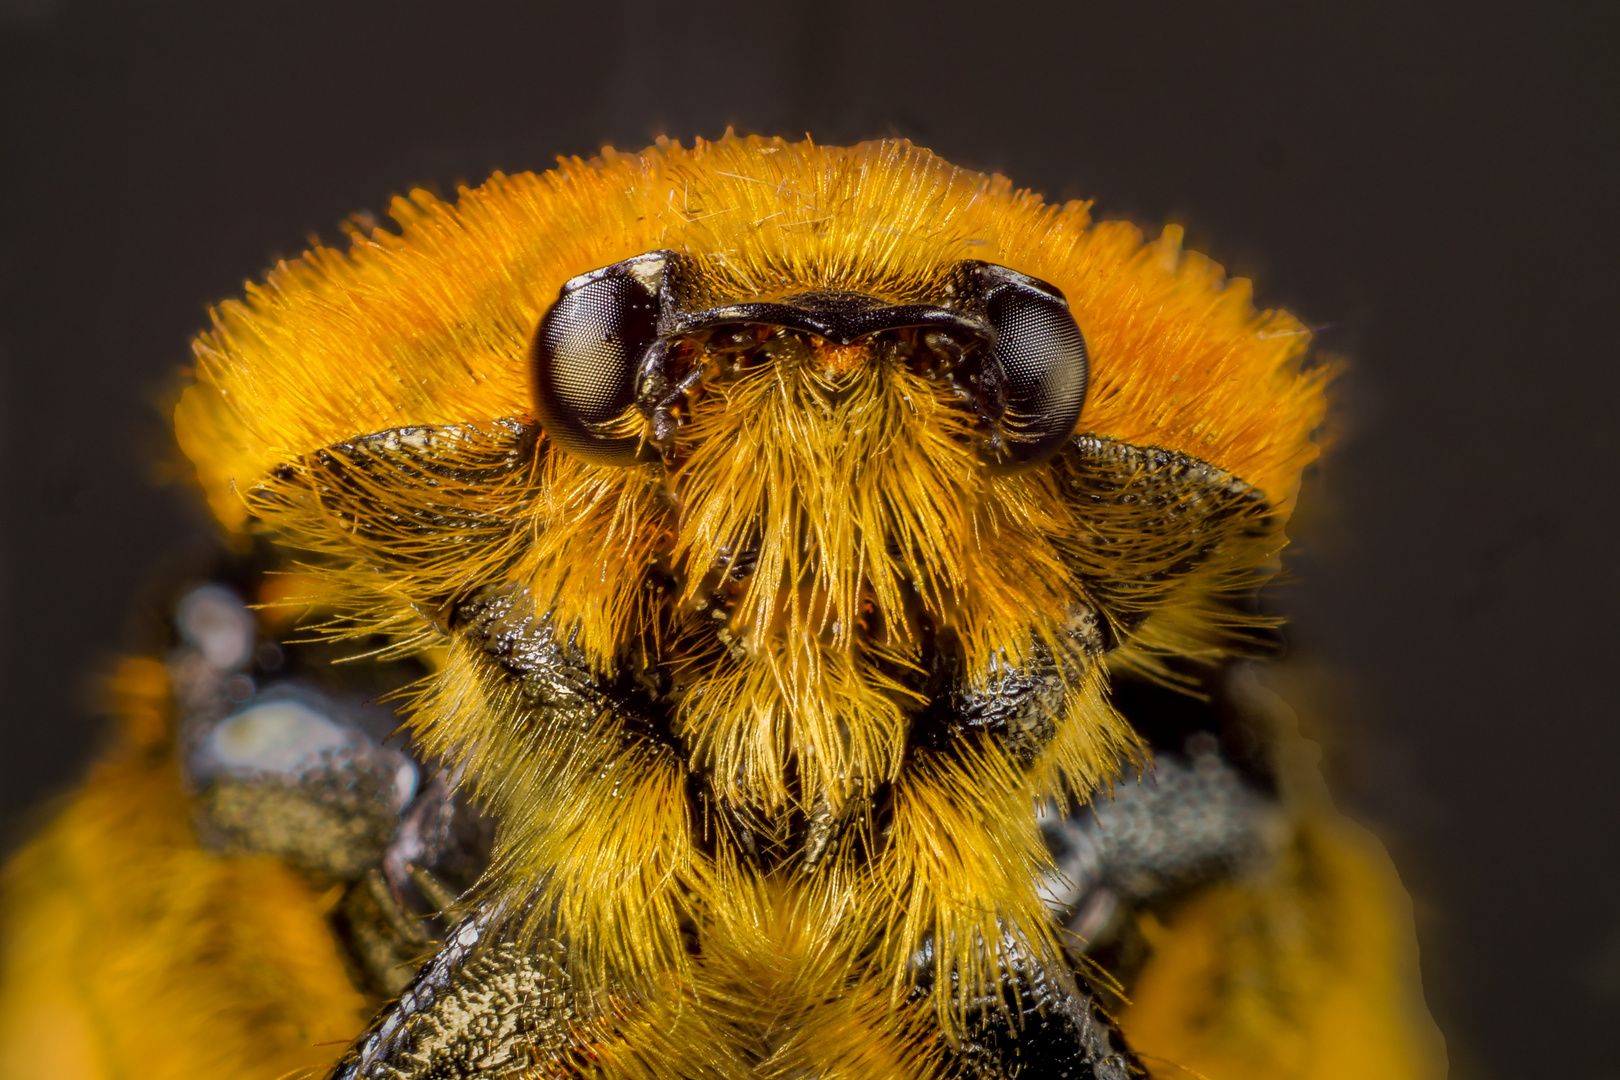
[173,138,1327,1020]
[0,135,1446,1080]
[177,138,1324,521]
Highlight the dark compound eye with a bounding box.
[980,268,1090,469]
[530,254,668,465]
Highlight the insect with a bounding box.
[0,136,1442,1079]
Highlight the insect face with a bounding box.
[526,250,1102,828]
[169,136,1330,1073]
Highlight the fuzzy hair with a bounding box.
[173,135,1328,1052]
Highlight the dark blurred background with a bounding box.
[1,1,1615,1074]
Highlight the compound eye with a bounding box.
[531,258,664,465]
[985,278,1090,469]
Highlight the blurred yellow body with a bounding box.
[1119,677,1445,1079]
[1124,815,1439,1080]
[0,660,370,1080]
